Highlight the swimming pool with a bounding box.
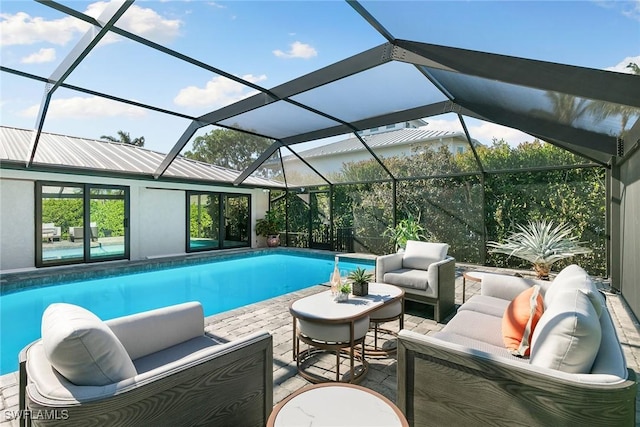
[0,251,373,374]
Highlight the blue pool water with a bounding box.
[0,253,372,374]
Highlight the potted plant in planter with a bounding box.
[384,213,427,252]
[348,267,373,296]
[256,210,282,247]
[334,282,351,303]
[487,220,591,280]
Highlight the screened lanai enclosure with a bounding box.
[1,1,639,316]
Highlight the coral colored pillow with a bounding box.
[502,285,544,357]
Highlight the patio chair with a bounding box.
[68,223,98,242]
[18,302,273,427]
[41,223,61,242]
[376,240,455,322]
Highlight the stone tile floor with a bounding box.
[2,264,639,425]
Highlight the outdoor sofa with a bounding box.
[376,240,455,322]
[18,301,273,427]
[397,264,637,426]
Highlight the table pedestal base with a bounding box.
[295,334,368,384]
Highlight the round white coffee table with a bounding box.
[267,383,409,427]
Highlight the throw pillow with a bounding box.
[530,289,602,373]
[42,303,137,386]
[543,264,587,306]
[502,285,544,357]
[403,241,449,270]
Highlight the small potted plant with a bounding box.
[255,210,282,247]
[334,282,351,303]
[348,267,373,296]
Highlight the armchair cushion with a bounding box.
[402,241,448,270]
[383,268,430,292]
[41,303,137,386]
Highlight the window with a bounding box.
[187,191,250,252]
[36,182,129,267]
[457,146,465,154]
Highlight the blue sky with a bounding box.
[1,0,638,154]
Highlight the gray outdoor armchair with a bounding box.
[376,240,455,322]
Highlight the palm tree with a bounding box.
[100,130,145,147]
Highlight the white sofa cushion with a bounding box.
[402,241,448,270]
[441,310,505,348]
[41,303,137,386]
[544,264,601,309]
[530,289,602,373]
[457,295,510,318]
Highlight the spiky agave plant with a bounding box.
[487,220,591,279]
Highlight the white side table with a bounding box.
[462,271,485,302]
[267,383,409,427]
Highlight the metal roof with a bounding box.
[0,126,282,188]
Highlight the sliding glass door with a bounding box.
[187,191,250,252]
[36,182,129,267]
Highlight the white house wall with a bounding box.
[0,169,267,271]
[136,187,185,258]
[0,176,35,270]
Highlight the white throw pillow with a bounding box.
[41,303,137,386]
[529,289,602,373]
[544,264,604,314]
[403,241,449,270]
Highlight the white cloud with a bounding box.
[621,0,640,21]
[19,96,146,119]
[594,0,640,21]
[20,47,56,64]
[207,2,227,9]
[605,55,640,74]
[174,74,267,108]
[0,2,181,47]
[0,11,88,46]
[273,41,317,59]
[421,117,463,132]
[468,121,533,146]
[81,2,182,44]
